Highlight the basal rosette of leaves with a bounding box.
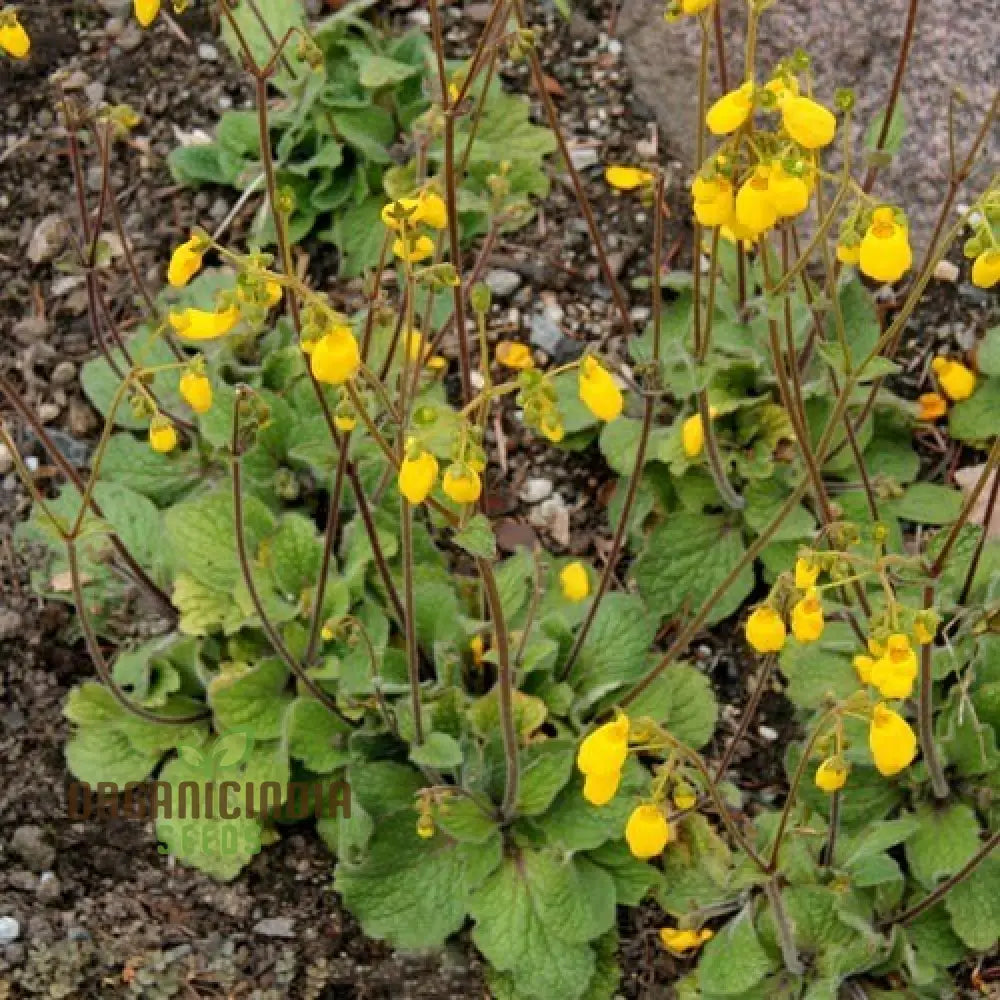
[7,0,1000,998]
[167,0,555,274]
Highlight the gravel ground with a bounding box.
[0,1,996,998]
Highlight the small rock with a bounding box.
[758,725,779,742]
[465,2,493,22]
[27,214,68,264]
[933,260,960,282]
[407,8,430,26]
[0,916,20,945]
[485,268,522,298]
[36,872,62,905]
[37,403,61,424]
[198,42,220,62]
[528,494,571,547]
[0,441,12,475]
[568,144,600,171]
[0,610,22,640]
[529,312,564,354]
[84,81,106,106]
[12,825,57,873]
[51,361,77,386]
[67,926,91,942]
[253,916,296,938]
[519,478,554,504]
[118,23,143,51]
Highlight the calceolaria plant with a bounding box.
[4,0,1000,998]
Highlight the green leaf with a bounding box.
[332,107,394,163]
[453,514,497,559]
[329,195,388,276]
[658,663,718,748]
[632,513,755,626]
[268,513,323,599]
[98,433,201,506]
[943,855,1000,950]
[864,101,907,156]
[841,815,922,868]
[831,278,880,368]
[586,840,659,906]
[659,814,736,917]
[470,850,616,1000]
[167,144,242,186]
[977,326,1000,376]
[780,640,860,711]
[287,697,350,773]
[436,797,499,845]
[569,594,657,705]
[885,482,965,524]
[353,51,420,88]
[219,0,308,94]
[904,803,982,891]
[336,812,502,950]
[410,732,464,769]
[950,378,1000,444]
[165,483,275,592]
[698,908,775,996]
[208,659,292,740]
[516,739,575,816]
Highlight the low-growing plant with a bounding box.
[3,0,999,998]
[167,0,556,273]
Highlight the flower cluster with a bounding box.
[381,189,448,264]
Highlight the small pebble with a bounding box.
[485,268,522,298]
[758,725,779,742]
[198,43,220,62]
[0,916,20,945]
[520,478,554,504]
[254,916,296,938]
[933,260,959,282]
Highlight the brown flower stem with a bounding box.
[400,495,425,746]
[822,789,841,869]
[764,878,804,977]
[918,581,950,798]
[230,392,355,728]
[66,540,209,725]
[884,831,1000,928]
[712,654,775,783]
[0,375,176,617]
[959,462,1000,605]
[513,0,632,339]
[860,0,921,194]
[480,559,520,819]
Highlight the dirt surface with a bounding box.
[0,1,996,998]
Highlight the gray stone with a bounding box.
[198,43,220,62]
[520,477,554,504]
[617,0,998,242]
[0,916,21,945]
[253,916,295,938]
[11,825,56,873]
[484,268,522,298]
[27,214,67,264]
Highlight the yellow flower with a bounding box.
[765,75,799,106]
[415,191,447,230]
[539,411,565,443]
[381,197,421,229]
[705,83,753,135]
[442,464,482,505]
[583,770,621,806]
[972,248,1000,289]
[416,813,435,839]
[625,804,671,859]
[169,304,241,341]
[917,392,947,421]
[0,9,30,58]
[913,619,935,645]
[398,447,439,505]
[405,329,446,370]
[692,174,735,228]
[720,219,759,246]
[468,635,486,667]
[854,653,876,685]
[393,234,435,263]
[768,162,810,218]
[178,371,212,414]
[794,556,820,589]
[680,0,714,12]
[680,406,718,458]
[859,207,912,284]
[237,278,282,309]
[334,413,356,433]
[672,784,697,811]
[814,756,849,792]
[134,0,161,26]
[931,357,976,401]
[791,588,824,642]
[148,416,177,454]
[735,166,778,236]
[659,927,714,954]
[577,715,629,778]
[560,561,590,602]
[870,633,918,699]
[605,166,655,191]
[310,327,361,385]
[578,356,623,422]
[781,96,836,149]
[745,606,786,653]
[836,241,861,265]
[167,235,204,288]
[496,340,534,370]
[869,703,918,776]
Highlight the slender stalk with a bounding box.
[713,655,775,783]
[480,560,520,819]
[822,790,841,869]
[958,462,1000,605]
[884,831,1000,928]
[400,497,425,746]
[66,541,208,725]
[918,581,949,798]
[764,879,804,977]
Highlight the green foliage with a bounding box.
[168,4,554,270]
